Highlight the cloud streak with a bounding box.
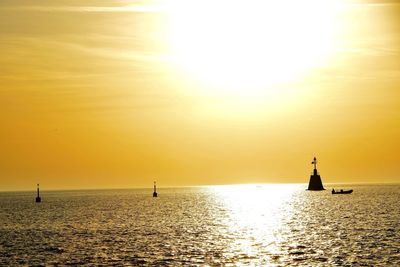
[0,4,167,13]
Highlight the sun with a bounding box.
[167,0,340,97]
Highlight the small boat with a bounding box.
[332,189,353,194]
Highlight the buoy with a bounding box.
[36,183,42,203]
[307,157,325,190]
[153,181,158,197]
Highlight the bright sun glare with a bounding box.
[211,184,300,254]
[168,0,340,97]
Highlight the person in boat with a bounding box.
[340,189,343,193]
[332,188,335,193]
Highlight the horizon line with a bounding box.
[1,182,399,193]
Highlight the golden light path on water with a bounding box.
[211,184,302,262]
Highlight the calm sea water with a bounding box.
[0,184,399,266]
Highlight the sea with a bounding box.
[0,184,399,266]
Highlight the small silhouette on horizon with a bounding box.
[332,188,353,194]
[35,183,41,203]
[153,181,158,197]
[307,157,325,190]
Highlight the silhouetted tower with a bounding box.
[153,181,158,197]
[307,157,325,190]
[35,183,41,203]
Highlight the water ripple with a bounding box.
[0,184,399,266]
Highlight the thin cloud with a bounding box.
[357,0,400,5]
[0,5,167,13]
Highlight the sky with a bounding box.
[1,0,399,190]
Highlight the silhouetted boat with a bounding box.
[307,157,325,190]
[35,183,41,203]
[153,181,158,197]
[332,189,353,194]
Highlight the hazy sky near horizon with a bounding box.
[1,0,399,190]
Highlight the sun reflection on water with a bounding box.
[210,184,302,264]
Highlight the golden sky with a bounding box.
[1,0,399,190]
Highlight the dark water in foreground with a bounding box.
[0,184,399,266]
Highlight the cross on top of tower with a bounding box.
[312,157,317,170]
